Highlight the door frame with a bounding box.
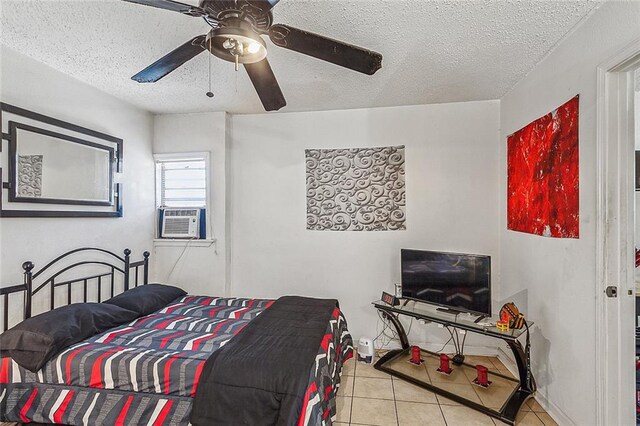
[596,38,640,426]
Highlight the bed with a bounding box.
[0,248,353,425]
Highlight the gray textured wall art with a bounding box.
[17,155,43,198]
[306,146,406,231]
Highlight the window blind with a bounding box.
[157,159,206,208]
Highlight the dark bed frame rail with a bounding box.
[0,247,150,331]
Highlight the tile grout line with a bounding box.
[532,410,549,426]
[390,373,399,426]
[436,395,449,426]
[532,410,542,425]
[347,359,357,425]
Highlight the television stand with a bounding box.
[372,300,535,426]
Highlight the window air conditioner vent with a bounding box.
[161,208,200,238]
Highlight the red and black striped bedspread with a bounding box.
[0,295,353,425]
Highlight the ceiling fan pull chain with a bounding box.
[206,37,214,98]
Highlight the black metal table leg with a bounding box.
[507,339,536,393]
[379,309,410,349]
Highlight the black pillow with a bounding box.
[104,283,186,316]
[0,302,138,372]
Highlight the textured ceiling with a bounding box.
[1,0,601,114]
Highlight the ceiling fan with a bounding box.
[125,0,383,112]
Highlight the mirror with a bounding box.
[1,102,123,218]
[9,122,114,206]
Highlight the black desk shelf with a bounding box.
[373,300,536,426]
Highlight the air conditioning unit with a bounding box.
[161,208,201,238]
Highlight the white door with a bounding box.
[596,43,640,426]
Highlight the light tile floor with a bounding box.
[336,355,557,426]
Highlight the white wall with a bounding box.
[152,112,227,297]
[499,2,640,424]
[228,101,501,344]
[0,46,155,323]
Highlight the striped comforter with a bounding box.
[0,295,353,425]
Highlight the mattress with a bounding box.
[0,295,352,425]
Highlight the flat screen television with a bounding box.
[401,249,491,316]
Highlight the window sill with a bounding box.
[153,239,216,248]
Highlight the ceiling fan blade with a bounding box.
[268,24,382,75]
[132,35,207,83]
[122,0,206,17]
[244,59,286,112]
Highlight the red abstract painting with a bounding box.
[507,96,579,238]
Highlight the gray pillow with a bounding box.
[104,283,186,316]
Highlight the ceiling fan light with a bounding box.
[247,42,262,54]
[208,27,267,64]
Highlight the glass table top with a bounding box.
[373,299,533,341]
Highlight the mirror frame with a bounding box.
[9,121,116,206]
[0,102,123,218]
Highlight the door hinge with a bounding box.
[605,286,617,298]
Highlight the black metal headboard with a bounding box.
[0,247,150,331]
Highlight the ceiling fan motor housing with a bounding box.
[199,0,273,31]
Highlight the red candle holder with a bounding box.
[436,353,452,375]
[472,364,492,388]
[409,345,423,365]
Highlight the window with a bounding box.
[155,153,209,208]
[154,152,211,241]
